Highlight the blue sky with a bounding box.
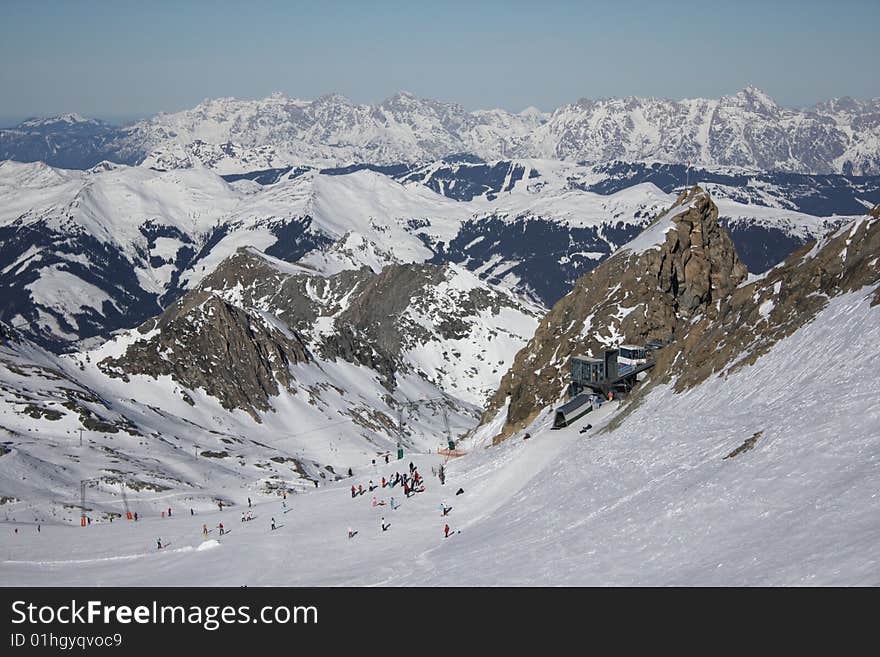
[1,0,878,123]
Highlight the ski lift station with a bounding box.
[553,343,659,429]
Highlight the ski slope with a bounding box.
[2,286,878,585]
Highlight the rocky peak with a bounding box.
[728,85,779,114]
[99,293,310,419]
[480,187,747,441]
[641,205,880,395]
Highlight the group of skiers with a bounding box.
[350,463,427,502]
[346,459,458,540]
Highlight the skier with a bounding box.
[409,461,415,474]
[157,538,162,550]
[372,497,378,508]
[390,496,398,510]
[440,502,452,516]
[381,517,390,532]
[241,512,247,523]
[37,524,41,532]
[283,490,287,501]
[384,454,389,464]
[218,522,225,536]
[202,523,208,537]
[351,485,356,499]
[358,484,364,496]
[347,527,357,539]
[444,524,450,538]
[368,479,376,492]
[271,517,276,531]
[248,497,252,508]
[381,476,386,488]
[314,480,318,488]
[134,512,138,522]
[348,467,353,477]
[190,508,194,516]
[218,501,223,512]
[456,488,464,496]
[167,507,172,517]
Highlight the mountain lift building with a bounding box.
[554,342,658,429]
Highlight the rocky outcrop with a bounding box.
[100,294,310,419]
[100,246,540,416]
[482,187,748,441]
[654,209,880,392]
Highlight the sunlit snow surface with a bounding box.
[2,287,878,585]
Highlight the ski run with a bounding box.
[3,284,879,585]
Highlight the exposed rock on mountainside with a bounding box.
[483,195,880,445]
[654,207,880,392]
[100,295,310,419]
[482,187,748,441]
[100,247,541,414]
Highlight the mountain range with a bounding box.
[3,84,880,585]
[1,157,859,353]
[3,87,880,174]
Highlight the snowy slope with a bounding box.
[0,318,482,527]
[0,235,542,530]
[2,286,878,585]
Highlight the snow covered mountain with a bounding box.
[0,244,540,524]
[478,187,880,444]
[0,158,858,351]
[3,87,879,174]
[0,159,659,349]
[2,201,877,586]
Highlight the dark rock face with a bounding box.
[482,187,748,441]
[656,210,880,393]
[485,199,880,444]
[100,295,310,419]
[98,247,537,417]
